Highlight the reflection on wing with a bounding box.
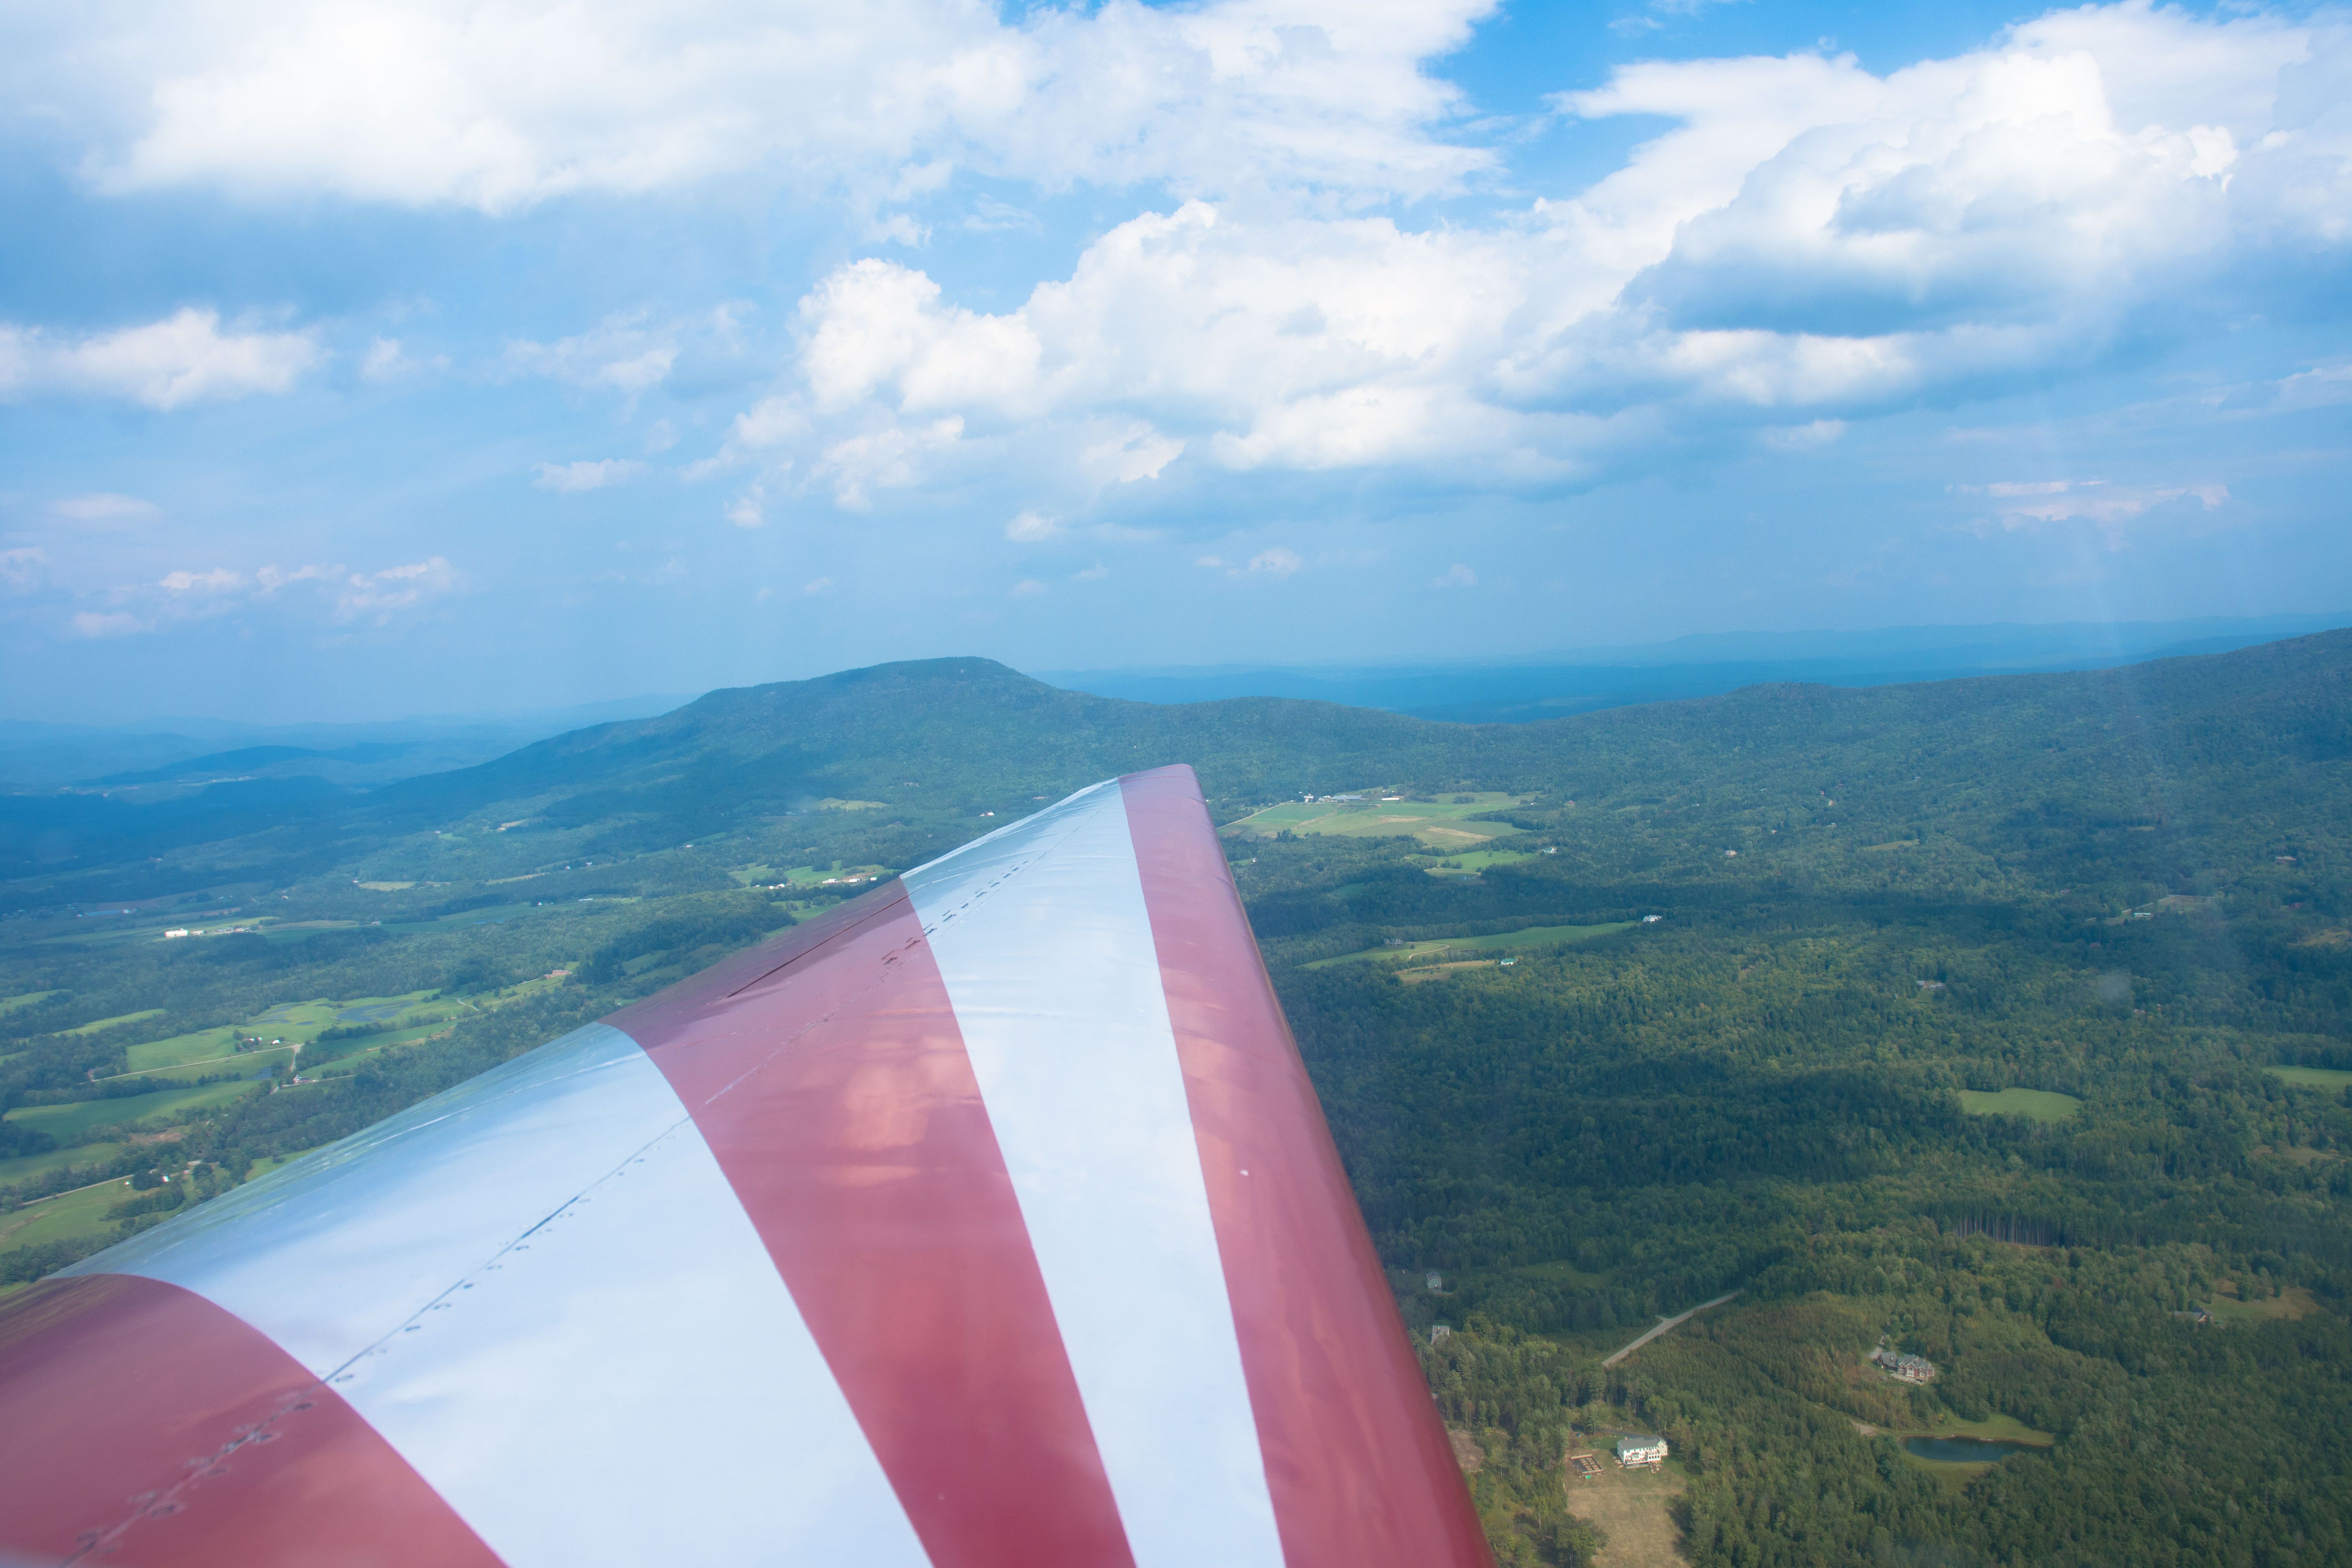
[0,766,1491,1568]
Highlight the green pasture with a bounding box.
[0,990,61,1018]
[5,1080,262,1144]
[63,1009,165,1036]
[1422,849,1537,876]
[122,1025,249,1073]
[2266,1065,2352,1091]
[96,990,459,1086]
[1308,922,1637,969]
[2209,1283,2320,1322]
[0,1139,126,1186]
[381,904,541,933]
[1225,792,1531,850]
[1958,1088,2083,1123]
[305,1018,461,1075]
[249,990,445,1037]
[1898,1409,2056,1447]
[737,862,893,889]
[114,1047,290,1087]
[0,1176,136,1256]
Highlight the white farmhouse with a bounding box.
[1615,1434,1668,1468]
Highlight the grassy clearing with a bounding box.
[122,1025,248,1072]
[98,990,465,1087]
[0,990,61,1018]
[733,862,892,889]
[5,1080,262,1144]
[2209,1282,2320,1322]
[1896,1410,2056,1446]
[1958,1088,2082,1123]
[111,1045,292,1087]
[0,1140,127,1186]
[2266,1065,2352,1091]
[305,1020,458,1075]
[62,1009,165,1037]
[0,1177,136,1254]
[1224,792,1532,850]
[1421,849,1537,876]
[1561,1454,1687,1568]
[1307,922,1638,969]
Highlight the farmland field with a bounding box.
[1307,922,1637,968]
[0,1176,135,1258]
[5,1080,262,1144]
[1560,1457,1686,1568]
[1957,1088,2083,1123]
[1223,792,1532,849]
[2267,1065,2352,1091]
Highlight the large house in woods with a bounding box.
[1873,1348,1937,1383]
[1615,1434,1668,1468]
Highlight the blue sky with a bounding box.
[2,0,2347,722]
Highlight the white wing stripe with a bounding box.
[907,786,1286,1568]
[68,1023,931,1568]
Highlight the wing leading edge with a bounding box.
[0,765,1492,1568]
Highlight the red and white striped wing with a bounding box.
[0,767,1490,1568]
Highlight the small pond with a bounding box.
[1904,1437,2037,1464]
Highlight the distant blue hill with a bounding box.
[1035,613,2352,722]
[0,694,691,791]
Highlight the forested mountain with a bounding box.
[4,630,2349,1567]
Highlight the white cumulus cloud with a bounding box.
[534,459,649,493]
[713,3,2351,518]
[28,0,1497,213]
[503,313,682,394]
[1960,478,2230,548]
[0,309,318,409]
[63,554,458,636]
[52,493,162,523]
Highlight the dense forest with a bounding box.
[4,630,2349,1566]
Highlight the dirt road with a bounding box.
[1602,1290,1740,1367]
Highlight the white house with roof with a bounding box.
[1615,1434,1668,1468]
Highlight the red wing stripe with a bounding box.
[0,1274,503,1568]
[1119,766,1496,1568]
[903,778,1285,1568]
[611,884,1136,1568]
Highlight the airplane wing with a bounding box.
[0,766,1491,1568]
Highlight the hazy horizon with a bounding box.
[5,1,2348,722]
[4,609,2344,730]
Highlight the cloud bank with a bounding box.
[25,0,1495,212]
[707,2,2349,518]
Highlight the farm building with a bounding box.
[1615,1434,1668,1468]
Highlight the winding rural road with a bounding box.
[1602,1290,1742,1367]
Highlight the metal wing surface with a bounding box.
[0,766,1491,1568]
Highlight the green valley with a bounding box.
[4,632,2351,1566]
